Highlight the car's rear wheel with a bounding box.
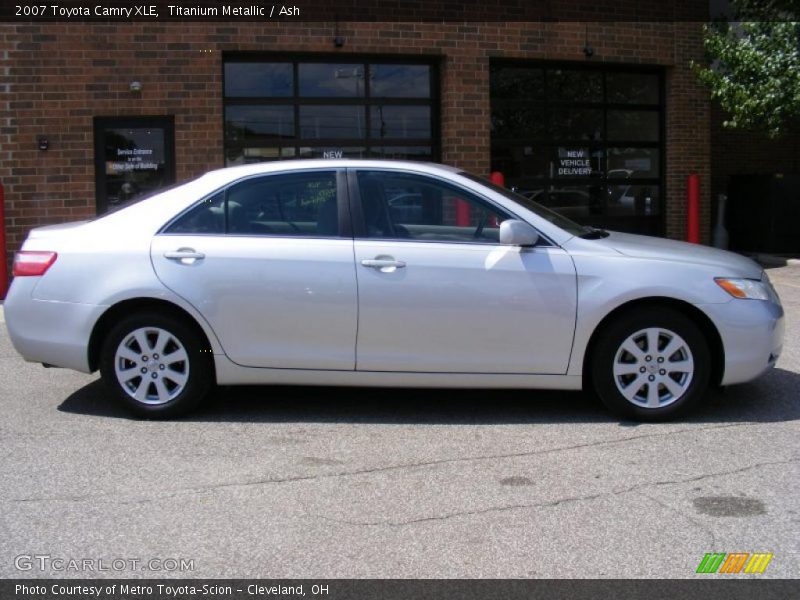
[591,307,710,421]
[99,311,213,418]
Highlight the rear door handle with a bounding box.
[164,248,205,263]
[361,258,406,272]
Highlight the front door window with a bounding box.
[355,170,509,243]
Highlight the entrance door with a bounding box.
[93,116,175,214]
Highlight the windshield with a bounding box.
[460,172,588,237]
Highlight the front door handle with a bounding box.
[361,257,406,272]
[164,248,205,264]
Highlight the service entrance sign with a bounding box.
[93,116,175,214]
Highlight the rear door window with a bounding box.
[166,171,340,237]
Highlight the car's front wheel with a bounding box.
[591,307,710,421]
[99,311,213,418]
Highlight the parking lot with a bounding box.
[0,263,798,579]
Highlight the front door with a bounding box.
[151,169,358,370]
[350,169,577,374]
[94,116,176,214]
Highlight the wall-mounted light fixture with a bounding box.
[38,137,49,151]
[129,81,142,93]
[583,24,594,58]
[333,14,345,48]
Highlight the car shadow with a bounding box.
[58,367,800,426]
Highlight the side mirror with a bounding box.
[499,219,540,246]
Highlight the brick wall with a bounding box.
[665,22,712,243]
[711,102,800,206]
[1,18,714,271]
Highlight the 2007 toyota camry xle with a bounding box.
[4,160,785,421]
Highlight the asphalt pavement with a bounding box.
[0,265,798,579]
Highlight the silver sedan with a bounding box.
[4,160,785,420]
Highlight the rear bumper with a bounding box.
[699,298,784,386]
[4,277,104,373]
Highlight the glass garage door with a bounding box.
[224,57,439,165]
[490,62,664,236]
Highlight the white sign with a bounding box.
[558,148,592,176]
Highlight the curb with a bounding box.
[749,254,800,268]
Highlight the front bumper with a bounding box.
[699,297,784,386]
[4,277,105,373]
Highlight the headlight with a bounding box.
[715,277,771,300]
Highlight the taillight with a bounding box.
[13,251,58,276]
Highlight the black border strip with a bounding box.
[2,579,798,600]
[2,0,717,22]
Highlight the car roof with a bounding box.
[200,159,463,187]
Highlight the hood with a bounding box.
[595,231,763,278]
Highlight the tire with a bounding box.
[591,306,710,421]
[99,311,213,419]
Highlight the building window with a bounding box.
[224,58,439,165]
[490,62,664,235]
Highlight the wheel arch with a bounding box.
[88,297,215,373]
[582,297,725,389]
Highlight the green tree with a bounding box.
[694,0,800,137]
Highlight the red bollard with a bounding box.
[687,173,700,244]
[0,183,7,299]
[455,199,471,226]
[487,172,506,227]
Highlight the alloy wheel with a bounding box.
[113,327,190,405]
[612,327,695,409]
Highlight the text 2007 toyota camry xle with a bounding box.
[4,160,784,420]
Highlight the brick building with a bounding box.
[3,5,789,269]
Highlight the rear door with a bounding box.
[151,169,358,370]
